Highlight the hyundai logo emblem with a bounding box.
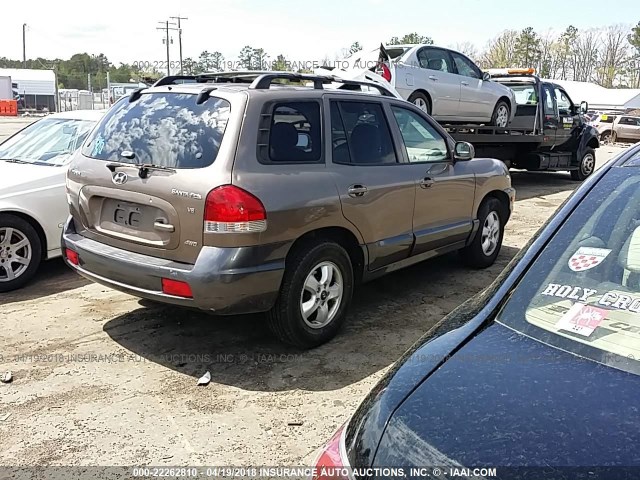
[112,171,128,185]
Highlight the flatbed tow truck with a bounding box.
[442,69,600,181]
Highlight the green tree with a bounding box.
[388,33,433,45]
[239,46,255,70]
[198,51,224,72]
[252,48,269,70]
[513,27,541,68]
[628,21,640,87]
[272,54,290,71]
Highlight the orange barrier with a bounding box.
[0,100,18,116]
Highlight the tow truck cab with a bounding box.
[446,69,600,181]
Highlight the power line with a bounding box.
[156,20,179,76]
[170,16,188,74]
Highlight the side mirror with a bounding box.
[580,101,589,114]
[482,71,491,81]
[454,141,475,161]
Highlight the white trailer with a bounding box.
[0,68,56,111]
[0,76,12,100]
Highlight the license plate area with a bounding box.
[95,198,175,247]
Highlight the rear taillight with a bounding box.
[204,185,267,234]
[161,278,193,298]
[65,248,79,266]
[313,425,350,480]
[376,62,392,82]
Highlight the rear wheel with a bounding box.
[570,148,596,181]
[0,214,42,292]
[460,198,505,269]
[268,241,354,348]
[490,101,510,128]
[408,92,432,115]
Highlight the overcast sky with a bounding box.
[3,0,639,67]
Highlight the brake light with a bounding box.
[161,278,193,298]
[65,248,79,266]
[377,62,392,82]
[204,185,267,233]
[313,425,350,480]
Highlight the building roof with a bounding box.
[548,78,640,110]
[0,68,56,82]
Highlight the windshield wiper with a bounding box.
[0,158,29,164]
[106,162,176,179]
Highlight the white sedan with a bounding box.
[318,44,517,127]
[0,110,104,292]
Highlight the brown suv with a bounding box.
[62,72,515,348]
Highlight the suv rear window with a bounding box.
[267,102,321,163]
[82,92,231,169]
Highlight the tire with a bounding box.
[408,92,432,115]
[0,214,42,292]
[600,131,612,144]
[570,147,596,181]
[460,198,505,269]
[490,100,511,128]
[267,241,354,349]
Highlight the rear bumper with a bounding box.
[61,217,287,314]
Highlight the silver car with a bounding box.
[320,45,517,127]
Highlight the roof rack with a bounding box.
[152,71,396,97]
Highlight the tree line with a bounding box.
[0,25,638,90]
[477,23,640,88]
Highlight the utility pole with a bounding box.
[170,16,188,74]
[22,24,27,68]
[157,20,178,76]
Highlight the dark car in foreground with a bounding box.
[314,142,640,479]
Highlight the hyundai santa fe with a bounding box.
[62,72,515,348]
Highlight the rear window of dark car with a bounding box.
[82,92,231,169]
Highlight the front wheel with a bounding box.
[600,131,612,144]
[490,101,510,128]
[408,92,432,115]
[460,198,505,269]
[0,214,42,292]
[570,148,596,181]
[268,241,354,348]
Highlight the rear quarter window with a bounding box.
[82,92,231,169]
[258,101,322,163]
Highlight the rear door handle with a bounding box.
[347,185,368,197]
[154,221,175,232]
[419,177,435,188]
[428,75,438,81]
[461,81,469,86]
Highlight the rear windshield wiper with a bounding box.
[106,161,176,179]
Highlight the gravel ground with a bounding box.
[0,116,630,466]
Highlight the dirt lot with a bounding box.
[0,118,628,466]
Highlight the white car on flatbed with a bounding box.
[318,44,517,127]
[0,109,104,291]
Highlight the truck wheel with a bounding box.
[0,214,42,292]
[490,101,510,128]
[408,92,432,115]
[268,241,354,349]
[460,198,505,269]
[571,148,596,181]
